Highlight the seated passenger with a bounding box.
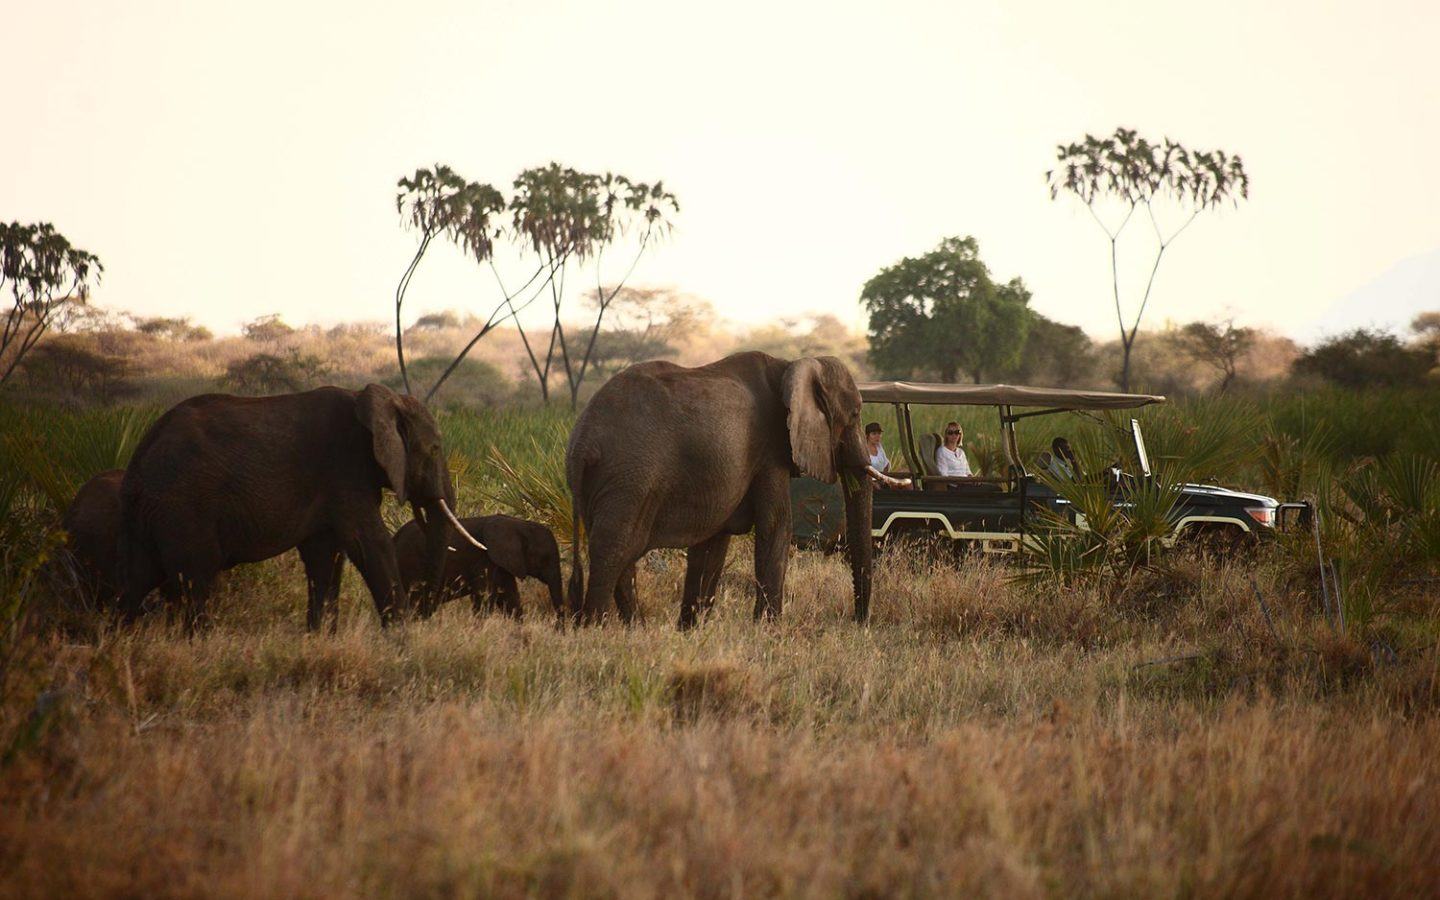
[865,422,889,472]
[1047,436,1078,479]
[935,421,972,477]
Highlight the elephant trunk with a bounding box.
[545,555,566,619]
[842,470,874,623]
[414,500,450,618]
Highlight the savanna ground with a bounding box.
[3,390,1440,898]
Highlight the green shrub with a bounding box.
[387,355,511,410]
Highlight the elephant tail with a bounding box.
[565,452,590,623]
[115,475,161,619]
[566,501,584,621]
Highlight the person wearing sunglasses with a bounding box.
[935,421,971,477]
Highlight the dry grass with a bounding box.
[3,547,1439,898]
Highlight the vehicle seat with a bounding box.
[948,480,1003,494]
[918,432,941,476]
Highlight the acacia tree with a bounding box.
[507,164,678,407]
[1,222,102,387]
[393,166,513,398]
[1047,128,1249,390]
[1170,318,1254,392]
[392,163,676,406]
[862,236,1031,383]
[574,287,706,377]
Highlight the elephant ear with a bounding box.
[782,358,836,484]
[481,522,528,579]
[356,384,409,505]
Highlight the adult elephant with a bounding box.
[566,351,880,628]
[117,383,483,630]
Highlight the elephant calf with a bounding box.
[61,469,125,607]
[394,514,564,619]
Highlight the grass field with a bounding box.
[2,389,1439,897]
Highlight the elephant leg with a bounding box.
[469,569,496,615]
[299,533,345,633]
[492,570,522,619]
[153,577,183,628]
[696,535,730,617]
[750,475,792,621]
[580,507,650,625]
[117,532,165,623]
[614,562,639,625]
[323,555,345,631]
[176,569,217,634]
[679,534,730,630]
[344,515,405,626]
[156,530,222,633]
[118,565,162,624]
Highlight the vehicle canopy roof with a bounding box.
[858,380,1167,410]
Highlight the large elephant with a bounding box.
[61,468,125,607]
[117,383,482,629]
[566,351,876,628]
[393,513,564,619]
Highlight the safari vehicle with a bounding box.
[792,381,1310,554]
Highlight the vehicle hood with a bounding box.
[1179,483,1278,506]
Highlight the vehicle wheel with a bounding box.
[1187,525,1255,558]
[879,523,953,561]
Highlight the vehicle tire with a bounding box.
[1186,524,1255,558]
[879,521,952,561]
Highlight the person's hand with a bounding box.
[866,467,910,489]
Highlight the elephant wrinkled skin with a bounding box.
[118,384,459,629]
[566,351,873,628]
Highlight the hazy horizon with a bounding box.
[5,0,1439,341]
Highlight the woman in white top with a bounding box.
[935,421,971,477]
[865,422,889,472]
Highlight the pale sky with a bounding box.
[5,0,1438,340]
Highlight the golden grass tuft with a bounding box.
[3,546,1440,896]
[667,659,756,724]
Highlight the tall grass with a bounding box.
[4,387,1440,894]
[2,547,1438,896]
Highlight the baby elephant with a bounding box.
[394,514,564,619]
[61,469,126,607]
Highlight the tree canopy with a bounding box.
[1047,127,1249,390]
[1293,328,1432,388]
[1002,313,1094,386]
[862,236,1032,383]
[1,222,102,387]
[1169,319,1255,392]
[392,162,678,406]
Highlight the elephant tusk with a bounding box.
[438,499,486,551]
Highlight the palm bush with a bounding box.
[0,402,154,510]
[1135,398,1262,482]
[1019,424,1184,584]
[481,441,575,548]
[435,404,577,545]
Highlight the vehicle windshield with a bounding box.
[1131,418,1151,477]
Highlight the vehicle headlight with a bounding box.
[1244,506,1276,528]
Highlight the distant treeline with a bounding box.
[4,294,1438,409]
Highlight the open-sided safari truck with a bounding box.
[792,381,1310,554]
